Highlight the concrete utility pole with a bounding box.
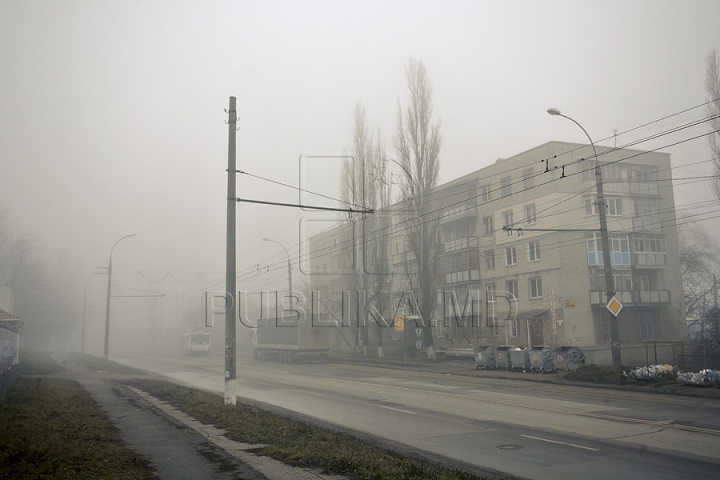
[225,96,237,406]
[103,234,136,360]
[548,108,622,373]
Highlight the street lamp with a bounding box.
[547,108,622,372]
[263,238,293,307]
[103,234,136,360]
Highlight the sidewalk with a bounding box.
[55,361,349,480]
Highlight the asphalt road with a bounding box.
[115,352,720,480]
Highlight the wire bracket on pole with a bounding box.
[235,197,374,214]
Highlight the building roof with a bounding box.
[0,308,21,333]
[0,308,18,321]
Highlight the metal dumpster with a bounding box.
[554,346,585,371]
[495,346,512,371]
[509,347,531,372]
[474,346,491,370]
[529,346,554,373]
[480,346,497,370]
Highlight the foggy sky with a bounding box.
[1,0,719,317]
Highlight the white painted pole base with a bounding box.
[224,378,236,405]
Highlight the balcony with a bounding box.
[632,216,664,232]
[633,252,666,268]
[444,270,481,285]
[590,290,671,306]
[440,236,479,255]
[439,205,477,225]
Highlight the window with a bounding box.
[525,204,536,224]
[529,277,542,298]
[587,233,630,266]
[481,184,491,203]
[601,163,623,181]
[633,234,665,253]
[503,210,514,229]
[482,216,494,236]
[637,275,650,291]
[629,165,657,182]
[523,168,534,190]
[585,197,623,216]
[501,176,512,197]
[486,283,496,303]
[610,235,631,265]
[509,319,519,338]
[634,201,659,217]
[505,246,517,266]
[590,269,633,291]
[505,280,518,300]
[629,165,659,195]
[484,250,495,270]
[639,312,655,340]
[528,241,540,262]
[614,271,633,290]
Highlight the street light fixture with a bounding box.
[103,233,136,360]
[263,238,293,307]
[547,108,622,372]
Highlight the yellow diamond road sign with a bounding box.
[606,296,623,317]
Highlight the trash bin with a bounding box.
[509,347,531,372]
[495,346,512,371]
[480,346,497,370]
[529,346,554,373]
[474,346,489,370]
[554,346,585,371]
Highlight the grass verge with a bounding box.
[66,352,148,376]
[0,376,158,479]
[563,364,627,385]
[124,378,496,480]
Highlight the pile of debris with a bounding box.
[677,369,720,387]
[624,364,675,381]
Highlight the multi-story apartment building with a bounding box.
[307,141,686,364]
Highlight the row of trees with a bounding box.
[312,57,442,359]
[0,209,77,350]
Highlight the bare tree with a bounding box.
[0,208,77,351]
[678,222,720,318]
[337,102,391,356]
[393,57,442,359]
[707,49,720,200]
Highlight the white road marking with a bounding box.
[378,405,417,415]
[521,434,598,451]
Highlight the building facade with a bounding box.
[307,141,686,363]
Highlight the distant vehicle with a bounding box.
[252,315,330,362]
[182,331,211,356]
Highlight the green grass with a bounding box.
[124,378,498,480]
[0,376,158,479]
